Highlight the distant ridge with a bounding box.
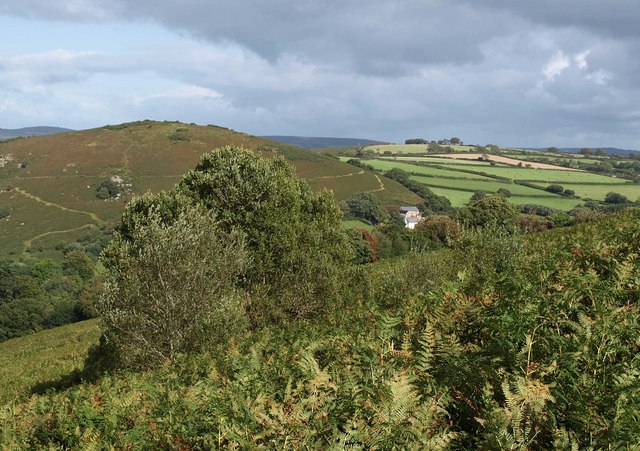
[0,126,73,141]
[263,135,386,149]
[526,147,640,157]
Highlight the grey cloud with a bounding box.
[462,0,640,38]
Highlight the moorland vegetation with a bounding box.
[1,146,639,448]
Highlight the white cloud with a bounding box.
[543,52,571,80]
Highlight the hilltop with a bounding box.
[0,120,419,259]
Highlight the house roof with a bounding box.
[400,206,419,212]
[405,216,421,223]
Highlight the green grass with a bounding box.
[457,165,627,183]
[560,183,640,201]
[363,144,477,154]
[382,156,511,167]
[354,159,495,180]
[343,220,376,231]
[410,175,552,197]
[0,319,100,406]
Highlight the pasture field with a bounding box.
[425,186,474,207]
[450,164,628,183]
[364,144,476,154]
[380,156,512,167]
[346,155,639,209]
[0,319,100,405]
[560,183,640,202]
[348,158,496,180]
[410,175,550,196]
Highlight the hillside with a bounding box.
[0,121,419,259]
[1,210,638,448]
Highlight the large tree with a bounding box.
[97,147,352,368]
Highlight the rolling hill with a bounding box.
[0,120,419,259]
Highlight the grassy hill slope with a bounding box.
[1,211,638,448]
[0,121,418,259]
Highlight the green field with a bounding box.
[340,155,640,210]
[364,144,477,154]
[348,158,495,180]
[0,319,100,405]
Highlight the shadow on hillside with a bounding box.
[30,369,84,397]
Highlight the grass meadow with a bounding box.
[0,319,100,405]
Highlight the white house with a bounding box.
[399,206,422,229]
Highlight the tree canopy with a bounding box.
[97,146,352,368]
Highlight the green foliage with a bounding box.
[98,203,248,370]
[0,204,11,219]
[605,191,629,204]
[414,215,462,248]
[3,211,640,449]
[95,146,352,370]
[0,256,95,342]
[95,179,122,199]
[346,191,387,224]
[546,183,565,194]
[459,194,520,229]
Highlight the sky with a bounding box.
[0,1,639,148]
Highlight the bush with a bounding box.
[545,184,564,194]
[414,215,462,248]
[98,205,249,369]
[0,205,10,219]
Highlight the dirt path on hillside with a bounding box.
[23,224,98,254]
[13,188,103,223]
[367,174,386,193]
[442,153,582,171]
[310,170,365,179]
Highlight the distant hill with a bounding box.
[0,121,419,259]
[0,126,73,141]
[262,135,386,149]
[527,147,640,157]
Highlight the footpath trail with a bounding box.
[367,174,386,193]
[22,224,98,252]
[14,188,103,224]
[13,188,104,254]
[309,170,365,180]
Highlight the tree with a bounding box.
[414,215,462,248]
[547,147,559,153]
[99,205,249,369]
[545,184,564,194]
[604,192,629,204]
[450,137,462,145]
[97,147,352,368]
[579,147,593,155]
[460,195,520,229]
[346,192,387,224]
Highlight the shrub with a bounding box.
[414,215,462,247]
[98,204,249,369]
[0,205,10,219]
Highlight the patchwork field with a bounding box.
[340,152,640,208]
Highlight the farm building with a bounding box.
[399,206,422,229]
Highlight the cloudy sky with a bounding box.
[1,1,639,148]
